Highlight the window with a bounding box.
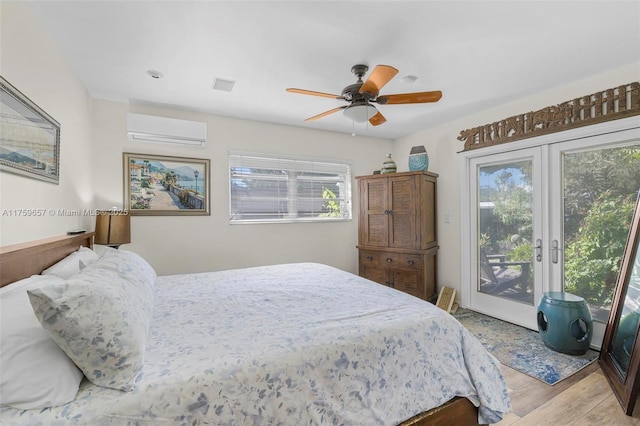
[229,152,352,223]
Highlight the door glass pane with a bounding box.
[477,160,534,305]
[563,144,640,322]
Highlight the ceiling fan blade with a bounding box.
[305,106,346,122]
[359,65,399,96]
[378,91,442,104]
[286,88,342,99]
[369,111,386,126]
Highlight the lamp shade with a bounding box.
[343,103,377,123]
[95,211,131,248]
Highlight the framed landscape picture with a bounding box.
[123,153,210,216]
[0,76,60,184]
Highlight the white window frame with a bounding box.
[229,151,352,224]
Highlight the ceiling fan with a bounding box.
[286,64,442,126]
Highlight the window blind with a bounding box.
[229,152,352,223]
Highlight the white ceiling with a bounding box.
[24,1,640,140]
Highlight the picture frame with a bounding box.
[123,153,210,216]
[0,76,60,184]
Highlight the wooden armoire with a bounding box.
[356,171,438,301]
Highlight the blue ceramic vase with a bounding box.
[408,145,429,171]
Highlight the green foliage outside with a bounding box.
[480,160,533,258]
[481,146,640,309]
[562,148,640,308]
[319,187,342,217]
[564,193,635,307]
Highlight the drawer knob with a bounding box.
[386,257,392,263]
[407,259,415,265]
[366,255,373,261]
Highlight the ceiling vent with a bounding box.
[127,113,207,147]
[212,77,236,92]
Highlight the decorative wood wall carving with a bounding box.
[458,82,640,151]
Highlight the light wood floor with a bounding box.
[496,361,640,425]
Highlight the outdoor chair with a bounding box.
[479,249,531,295]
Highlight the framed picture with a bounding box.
[0,76,60,184]
[123,153,210,216]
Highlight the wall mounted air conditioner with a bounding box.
[127,113,207,147]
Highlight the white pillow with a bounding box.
[41,246,100,279]
[0,275,84,409]
[28,250,156,392]
[88,248,156,290]
[77,246,100,268]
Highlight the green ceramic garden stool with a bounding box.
[537,292,592,355]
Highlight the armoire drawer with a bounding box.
[399,253,424,270]
[359,250,381,266]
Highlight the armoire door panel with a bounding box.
[389,213,415,248]
[361,265,389,286]
[389,177,414,213]
[392,269,423,298]
[366,180,387,212]
[364,214,389,246]
[389,176,417,249]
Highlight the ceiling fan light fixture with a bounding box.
[288,64,441,127]
[343,103,377,123]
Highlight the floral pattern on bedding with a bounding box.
[26,249,156,392]
[0,263,510,425]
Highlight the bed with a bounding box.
[0,234,511,425]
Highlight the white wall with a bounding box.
[91,101,392,275]
[393,61,640,303]
[0,2,393,275]
[0,3,95,245]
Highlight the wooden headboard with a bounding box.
[0,233,94,287]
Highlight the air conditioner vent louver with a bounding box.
[127,113,207,147]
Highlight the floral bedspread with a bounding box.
[1,263,510,425]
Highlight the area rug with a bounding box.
[453,309,599,385]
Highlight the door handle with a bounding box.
[535,239,542,262]
[551,240,559,264]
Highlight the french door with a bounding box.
[462,118,640,346]
[467,147,545,330]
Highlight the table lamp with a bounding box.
[94,210,131,249]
